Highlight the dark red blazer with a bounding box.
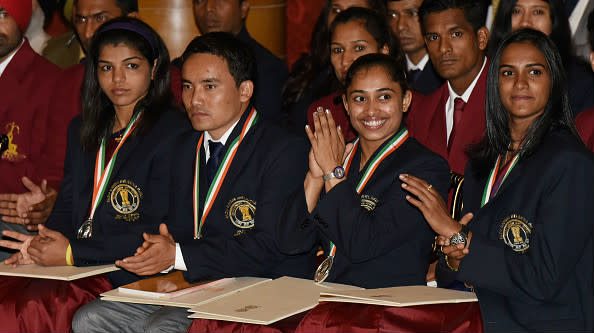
[576,107,593,152]
[306,91,357,142]
[0,40,65,192]
[406,63,488,175]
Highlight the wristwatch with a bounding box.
[449,224,470,247]
[323,166,345,181]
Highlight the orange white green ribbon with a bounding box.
[193,108,258,239]
[326,127,409,258]
[481,152,520,207]
[88,111,142,221]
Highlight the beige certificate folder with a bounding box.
[101,276,270,308]
[188,276,362,325]
[0,263,118,281]
[319,285,477,307]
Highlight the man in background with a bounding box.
[387,0,443,95]
[173,0,288,124]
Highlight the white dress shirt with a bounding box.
[445,57,487,142]
[406,53,430,72]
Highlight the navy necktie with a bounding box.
[206,141,225,186]
[409,69,422,82]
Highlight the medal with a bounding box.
[77,218,93,239]
[314,128,409,282]
[194,108,258,239]
[78,112,142,239]
[314,256,334,283]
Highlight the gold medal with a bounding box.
[77,218,93,239]
[314,256,334,283]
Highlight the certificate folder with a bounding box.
[101,276,270,308]
[188,276,362,325]
[117,271,231,299]
[0,263,118,281]
[319,285,478,307]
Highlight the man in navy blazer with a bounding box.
[387,0,443,95]
[72,32,314,333]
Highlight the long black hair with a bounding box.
[470,29,579,171]
[281,0,386,112]
[488,0,573,65]
[80,17,173,152]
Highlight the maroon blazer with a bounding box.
[306,91,357,142]
[0,40,65,192]
[576,107,593,152]
[406,63,488,175]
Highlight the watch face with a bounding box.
[450,233,466,246]
[333,166,345,179]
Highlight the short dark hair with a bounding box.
[588,10,594,52]
[344,53,410,94]
[488,0,572,64]
[73,0,138,15]
[471,29,579,170]
[419,0,489,32]
[330,7,400,57]
[181,32,256,87]
[80,17,173,152]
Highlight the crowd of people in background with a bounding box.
[0,0,593,332]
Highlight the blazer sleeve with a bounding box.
[45,117,78,239]
[274,187,320,255]
[313,153,449,263]
[457,151,594,302]
[179,137,309,281]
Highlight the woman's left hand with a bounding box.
[28,225,70,266]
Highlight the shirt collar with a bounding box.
[0,39,24,78]
[447,57,487,103]
[406,53,429,71]
[203,118,240,151]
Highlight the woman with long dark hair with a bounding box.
[305,7,402,141]
[401,29,592,332]
[488,0,594,116]
[283,0,386,135]
[0,17,190,287]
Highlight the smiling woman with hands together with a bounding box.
[277,53,450,288]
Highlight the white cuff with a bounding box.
[173,242,187,271]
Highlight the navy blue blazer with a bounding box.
[410,59,443,96]
[437,128,593,332]
[46,109,192,286]
[165,110,315,282]
[276,133,450,288]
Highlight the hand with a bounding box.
[440,229,473,271]
[0,230,36,267]
[307,148,324,180]
[305,108,346,175]
[0,178,57,229]
[399,174,472,237]
[28,225,70,266]
[116,224,176,275]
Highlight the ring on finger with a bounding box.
[427,184,433,191]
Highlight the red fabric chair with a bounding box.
[0,275,112,333]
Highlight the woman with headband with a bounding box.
[0,17,190,287]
